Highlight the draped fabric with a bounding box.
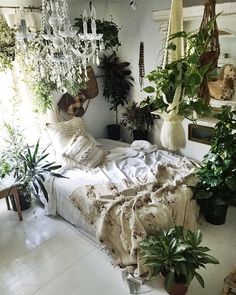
[160,0,186,151]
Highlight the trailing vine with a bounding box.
[0,15,15,71]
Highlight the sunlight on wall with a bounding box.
[0,63,42,146]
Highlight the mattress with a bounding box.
[46,139,130,236]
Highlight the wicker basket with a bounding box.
[82,65,99,99]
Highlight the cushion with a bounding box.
[46,117,101,162]
[62,130,106,169]
[46,117,86,160]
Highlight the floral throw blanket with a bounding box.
[69,157,199,273]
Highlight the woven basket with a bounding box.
[82,65,99,99]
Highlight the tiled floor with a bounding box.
[0,198,236,295]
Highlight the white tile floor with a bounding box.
[0,198,235,295]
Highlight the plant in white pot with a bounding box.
[140,226,219,295]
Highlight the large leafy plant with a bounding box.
[194,106,236,211]
[143,18,219,120]
[98,52,133,124]
[140,226,219,292]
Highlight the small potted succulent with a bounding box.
[140,226,219,295]
[121,97,156,141]
[194,106,236,225]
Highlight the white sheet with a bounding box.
[44,139,196,232]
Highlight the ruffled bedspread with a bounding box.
[68,147,199,272]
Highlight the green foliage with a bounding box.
[194,106,236,210]
[122,97,156,131]
[74,17,121,51]
[140,226,219,292]
[98,52,133,124]
[0,16,15,72]
[31,78,56,113]
[0,123,27,179]
[143,18,218,120]
[21,35,85,114]
[19,140,65,201]
[0,124,64,201]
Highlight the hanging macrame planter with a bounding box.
[160,0,186,151]
[159,0,220,151]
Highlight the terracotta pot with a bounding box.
[168,282,188,295]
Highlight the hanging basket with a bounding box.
[82,65,99,99]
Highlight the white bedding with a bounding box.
[44,139,197,235]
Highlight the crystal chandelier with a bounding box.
[31,0,103,92]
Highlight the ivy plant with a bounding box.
[0,15,15,71]
[143,17,219,121]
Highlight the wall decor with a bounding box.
[139,41,145,90]
[188,124,215,145]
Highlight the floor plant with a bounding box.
[140,226,219,295]
[194,106,236,224]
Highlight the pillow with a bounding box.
[46,117,101,161]
[46,117,85,154]
[62,130,106,169]
[130,140,153,150]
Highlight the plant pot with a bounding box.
[132,129,148,141]
[205,203,228,225]
[168,282,188,295]
[161,272,188,295]
[107,124,120,140]
[10,192,31,211]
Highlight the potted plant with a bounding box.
[140,226,219,295]
[0,123,30,210]
[142,11,219,150]
[0,124,64,209]
[121,97,156,141]
[98,52,133,140]
[194,106,236,225]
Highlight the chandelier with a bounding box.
[26,0,103,92]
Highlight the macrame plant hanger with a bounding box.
[198,0,220,104]
[160,0,220,151]
[160,0,186,151]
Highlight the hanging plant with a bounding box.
[0,15,15,71]
[20,35,86,113]
[144,17,218,121]
[74,17,121,51]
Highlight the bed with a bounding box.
[43,129,199,272]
